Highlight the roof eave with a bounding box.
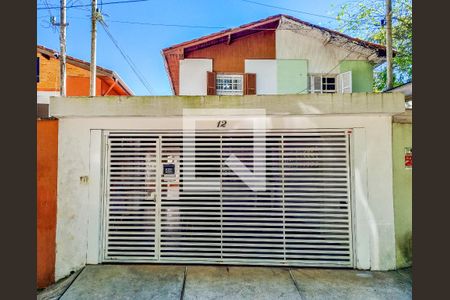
[161,49,176,95]
[111,71,134,95]
[37,45,133,95]
[162,14,282,53]
[37,45,115,77]
[281,15,387,53]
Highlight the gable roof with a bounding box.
[37,45,134,95]
[162,14,281,54]
[162,14,389,94]
[163,14,387,54]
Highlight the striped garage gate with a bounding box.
[102,129,354,267]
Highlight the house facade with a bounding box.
[49,93,405,281]
[37,45,133,117]
[162,15,386,96]
[41,15,409,284]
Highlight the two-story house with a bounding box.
[162,14,387,96]
[43,14,407,285]
[37,45,133,117]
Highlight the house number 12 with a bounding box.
[217,120,227,128]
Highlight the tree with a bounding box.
[335,0,412,91]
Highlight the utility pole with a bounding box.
[60,0,67,96]
[90,0,98,96]
[385,0,393,90]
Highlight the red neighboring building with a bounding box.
[37,45,133,117]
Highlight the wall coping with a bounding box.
[50,93,405,118]
[393,109,412,124]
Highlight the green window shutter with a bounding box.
[337,71,352,93]
[277,60,308,94]
[339,61,373,92]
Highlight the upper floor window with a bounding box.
[321,77,336,93]
[206,71,255,96]
[216,74,243,95]
[309,71,352,94]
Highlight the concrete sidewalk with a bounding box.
[48,265,411,300]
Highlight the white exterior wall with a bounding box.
[55,113,397,280]
[179,59,212,95]
[37,91,59,104]
[276,30,368,74]
[244,59,277,94]
[55,119,92,279]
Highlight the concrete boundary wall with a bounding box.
[54,116,397,280]
[37,119,58,288]
[392,111,412,268]
[50,94,404,118]
[51,94,404,279]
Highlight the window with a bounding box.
[309,75,336,93]
[322,77,336,93]
[216,74,243,95]
[310,72,352,94]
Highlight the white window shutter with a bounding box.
[336,74,342,93]
[309,75,314,92]
[310,75,322,93]
[337,71,352,93]
[307,75,311,93]
[314,76,322,93]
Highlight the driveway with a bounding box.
[40,265,412,300]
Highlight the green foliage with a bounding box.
[335,0,412,91]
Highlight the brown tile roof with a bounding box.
[162,14,387,53]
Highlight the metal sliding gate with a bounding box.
[102,130,353,267]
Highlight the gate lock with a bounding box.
[163,163,175,175]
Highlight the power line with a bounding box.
[68,0,91,12]
[37,1,58,32]
[38,0,379,29]
[99,20,154,94]
[37,0,381,29]
[42,0,54,17]
[105,19,227,29]
[63,15,380,31]
[241,0,383,29]
[241,0,350,22]
[37,0,152,10]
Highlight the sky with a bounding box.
[37,0,350,95]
